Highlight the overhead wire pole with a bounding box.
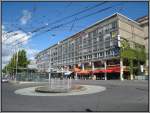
[15,44,18,82]
[2,31,22,80]
[15,39,24,82]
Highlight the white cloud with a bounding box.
[2,25,35,69]
[2,30,31,45]
[20,10,32,25]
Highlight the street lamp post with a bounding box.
[15,45,18,82]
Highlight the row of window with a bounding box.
[89,21,117,38]
[50,44,118,61]
[49,34,118,57]
[39,44,119,62]
[50,40,116,56]
[46,24,117,56]
[50,49,118,62]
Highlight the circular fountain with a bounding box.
[35,84,85,93]
[14,72,106,96]
[34,70,86,93]
[35,77,74,93]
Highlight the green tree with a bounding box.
[18,50,30,68]
[120,39,146,79]
[2,49,30,75]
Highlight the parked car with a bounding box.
[2,78,9,83]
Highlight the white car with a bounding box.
[2,78,9,83]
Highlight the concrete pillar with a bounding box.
[92,62,95,71]
[92,62,95,79]
[75,72,78,80]
[67,66,69,71]
[130,74,134,80]
[104,60,107,80]
[120,59,124,81]
[49,72,52,88]
[73,65,78,80]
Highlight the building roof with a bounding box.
[135,15,148,23]
[61,12,142,43]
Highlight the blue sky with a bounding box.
[2,1,148,66]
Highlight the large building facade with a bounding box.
[36,13,148,80]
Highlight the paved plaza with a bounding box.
[2,80,148,112]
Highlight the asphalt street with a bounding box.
[1,80,149,112]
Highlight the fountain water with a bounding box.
[35,72,72,93]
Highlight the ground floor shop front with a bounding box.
[77,73,120,80]
[76,71,131,80]
[71,58,147,80]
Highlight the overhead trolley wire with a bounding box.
[3,2,107,45]
[5,2,124,47]
[3,2,106,37]
[11,6,113,47]
[30,2,107,33]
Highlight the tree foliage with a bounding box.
[120,39,146,78]
[120,39,146,62]
[2,49,30,74]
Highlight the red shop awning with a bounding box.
[92,66,120,74]
[107,66,120,73]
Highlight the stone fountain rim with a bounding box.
[35,85,86,93]
[14,85,106,96]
